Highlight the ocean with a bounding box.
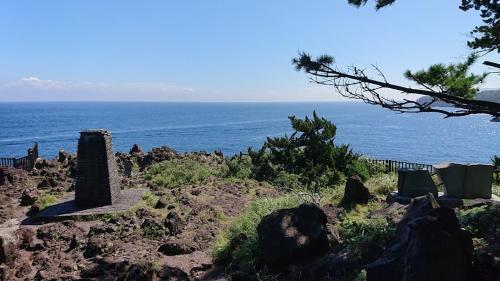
[0,102,498,164]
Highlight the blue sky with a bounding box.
[0,0,498,101]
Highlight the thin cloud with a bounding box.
[0,77,202,101]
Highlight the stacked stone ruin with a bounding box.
[75,130,121,208]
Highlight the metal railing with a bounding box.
[364,158,435,173]
[0,142,39,171]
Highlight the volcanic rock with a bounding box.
[20,187,38,206]
[342,175,371,205]
[256,203,330,271]
[366,195,473,281]
[158,239,195,256]
[164,211,185,236]
[58,149,68,163]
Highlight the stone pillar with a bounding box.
[75,130,121,208]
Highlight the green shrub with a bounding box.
[35,193,58,210]
[248,112,362,192]
[355,270,367,281]
[141,190,159,208]
[221,155,253,179]
[338,202,396,258]
[271,171,303,190]
[345,158,371,181]
[144,158,220,188]
[457,204,500,237]
[365,173,397,196]
[211,195,307,271]
[142,223,166,239]
[492,155,500,184]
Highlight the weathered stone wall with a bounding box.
[75,130,121,208]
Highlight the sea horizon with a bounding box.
[1,102,498,164]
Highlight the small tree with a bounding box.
[249,112,366,192]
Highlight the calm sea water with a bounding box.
[0,102,498,164]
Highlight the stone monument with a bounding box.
[75,129,121,208]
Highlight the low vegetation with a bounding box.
[492,155,500,185]
[144,158,223,188]
[35,192,59,211]
[212,195,307,271]
[338,201,396,259]
[364,173,397,196]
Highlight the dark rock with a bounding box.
[58,149,68,163]
[139,146,178,169]
[156,266,190,281]
[366,195,473,281]
[135,207,154,220]
[470,252,500,281]
[15,258,32,278]
[15,228,34,250]
[88,224,117,236]
[34,269,49,281]
[68,234,78,252]
[342,175,371,205]
[122,264,152,281]
[155,197,168,209]
[0,168,5,186]
[359,242,384,265]
[0,238,6,264]
[30,203,40,213]
[141,218,163,230]
[34,159,47,170]
[299,248,359,281]
[256,203,330,271]
[164,211,185,236]
[129,144,143,155]
[158,239,194,256]
[20,187,38,206]
[321,204,343,224]
[0,237,17,265]
[37,177,58,189]
[83,239,103,258]
[214,150,224,158]
[123,159,133,178]
[230,270,257,281]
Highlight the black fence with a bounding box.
[364,158,435,174]
[0,142,39,171]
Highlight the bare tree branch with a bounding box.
[293,54,500,119]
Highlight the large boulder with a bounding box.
[342,176,371,205]
[256,203,330,271]
[366,195,473,281]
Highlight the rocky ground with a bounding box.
[0,145,499,281]
[0,146,280,280]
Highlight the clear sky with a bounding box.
[0,0,498,102]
